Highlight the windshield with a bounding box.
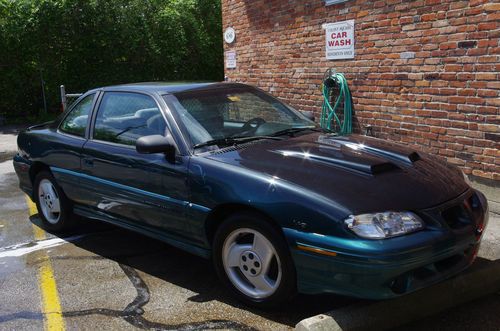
[164,85,315,148]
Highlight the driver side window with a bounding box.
[93,92,166,146]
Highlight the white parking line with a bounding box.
[0,235,84,259]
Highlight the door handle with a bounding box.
[83,158,94,167]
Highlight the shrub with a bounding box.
[0,0,223,120]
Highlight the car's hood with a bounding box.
[205,133,468,214]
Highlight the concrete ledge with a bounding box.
[295,258,500,331]
[471,177,500,215]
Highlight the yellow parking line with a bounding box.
[28,198,46,240]
[26,196,66,331]
[38,260,65,331]
[27,196,39,217]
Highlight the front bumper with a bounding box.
[285,189,489,299]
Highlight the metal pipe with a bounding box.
[60,85,66,112]
[40,70,47,115]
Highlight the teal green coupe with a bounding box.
[14,82,489,307]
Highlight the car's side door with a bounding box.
[80,91,193,240]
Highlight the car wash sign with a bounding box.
[324,20,355,60]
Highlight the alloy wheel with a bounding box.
[38,179,61,224]
[222,228,282,299]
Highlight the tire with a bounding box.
[34,170,75,232]
[213,212,296,307]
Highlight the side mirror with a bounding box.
[136,134,176,163]
[301,111,315,122]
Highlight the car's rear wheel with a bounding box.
[213,213,296,307]
[34,171,75,232]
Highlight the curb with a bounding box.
[487,201,500,216]
[295,258,500,331]
[471,180,500,215]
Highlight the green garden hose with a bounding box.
[320,70,353,135]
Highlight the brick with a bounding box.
[478,89,498,97]
[486,81,500,89]
[478,22,497,31]
[485,133,500,142]
[444,65,462,73]
[476,73,497,81]
[483,3,500,12]
[421,13,437,21]
[458,40,477,48]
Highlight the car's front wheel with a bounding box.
[34,171,75,232]
[213,213,296,307]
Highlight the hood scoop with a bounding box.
[275,150,400,175]
[361,145,420,164]
[319,137,421,165]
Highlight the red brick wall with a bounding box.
[222,0,500,180]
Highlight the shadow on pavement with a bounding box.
[396,292,500,331]
[394,258,500,331]
[31,215,361,328]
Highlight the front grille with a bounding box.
[441,203,472,229]
[440,194,482,230]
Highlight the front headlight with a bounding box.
[345,212,424,239]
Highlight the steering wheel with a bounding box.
[240,117,266,134]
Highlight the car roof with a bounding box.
[94,82,251,94]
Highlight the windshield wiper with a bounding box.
[193,135,283,150]
[271,127,322,137]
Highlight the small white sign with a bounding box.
[324,20,355,60]
[226,51,236,69]
[224,27,236,44]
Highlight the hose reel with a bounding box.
[320,69,353,135]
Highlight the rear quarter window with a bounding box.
[59,94,95,137]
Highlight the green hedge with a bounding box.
[0,0,223,120]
